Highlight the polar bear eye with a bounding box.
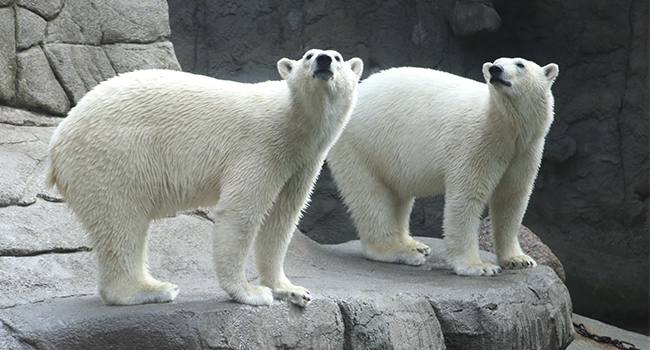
[335,55,341,62]
[516,62,525,69]
[305,54,313,60]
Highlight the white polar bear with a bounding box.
[327,58,558,276]
[46,49,363,306]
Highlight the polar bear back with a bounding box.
[48,69,292,217]
[330,67,491,197]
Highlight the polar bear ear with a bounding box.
[277,58,295,80]
[347,58,364,78]
[543,63,559,83]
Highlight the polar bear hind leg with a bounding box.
[80,209,179,305]
[333,166,430,266]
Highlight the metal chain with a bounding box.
[573,322,642,350]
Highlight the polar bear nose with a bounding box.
[488,64,503,76]
[316,54,332,68]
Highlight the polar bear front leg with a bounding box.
[489,157,539,270]
[212,197,275,306]
[443,194,502,276]
[254,167,319,307]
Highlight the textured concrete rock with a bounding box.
[43,44,116,103]
[103,42,181,73]
[0,124,57,206]
[16,0,64,20]
[0,225,571,349]
[16,47,70,115]
[0,7,15,103]
[449,0,501,37]
[0,297,346,350]
[0,114,59,206]
[0,200,86,257]
[1,0,180,115]
[46,0,172,46]
[0,106,61,127]
[99,0,172,44]
[309,236,573,350]
[167,0,649,330]
[45,0,102,45]
[339,295,445,350]
[15,7,46,50]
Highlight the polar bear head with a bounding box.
[482,57,558,96]
[277,49,363,93]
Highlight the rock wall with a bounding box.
[167,0,649,332]
[0,0,180,117]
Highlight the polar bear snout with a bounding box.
[487,64,512,87]
[488,64,503,76]
[313,53,334,80]
[317,54,332,67]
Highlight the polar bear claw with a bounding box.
[500,255,537,269]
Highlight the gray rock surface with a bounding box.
[0,7,15,103]
[167,0,648,331]
[0,0,181,116]
[0,222,570,350]
[15,6,46,50]
[16,0,64,20]
[16,46,70,115]
[338,295,443,350]
[449,0,501,37]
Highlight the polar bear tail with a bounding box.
[45,162,56,190]
[45,149,65,197]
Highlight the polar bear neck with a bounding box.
[283,81,357,150]
[487,86,554,143]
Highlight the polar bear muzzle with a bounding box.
[313,54,334,80]
[487,64,512,87]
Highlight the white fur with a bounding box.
[327,58,558,276]
[46,49,363,306]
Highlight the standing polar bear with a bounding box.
[327,58,558,276]
[47,49,363,307]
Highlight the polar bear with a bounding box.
[327,58,558,276]
[46,49,363,306]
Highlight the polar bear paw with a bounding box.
[412,239,432,257]
[273,285,312,307]
[130,282,180,304]
[500,255,537,269]
[228,284,274,306]
[363,238,431,266]
[101,280,179,305]
[453,261,502,277]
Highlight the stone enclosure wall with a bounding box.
[167,0,649,332]
[0,0,180,117]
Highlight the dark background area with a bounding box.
[167,0,649,334]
